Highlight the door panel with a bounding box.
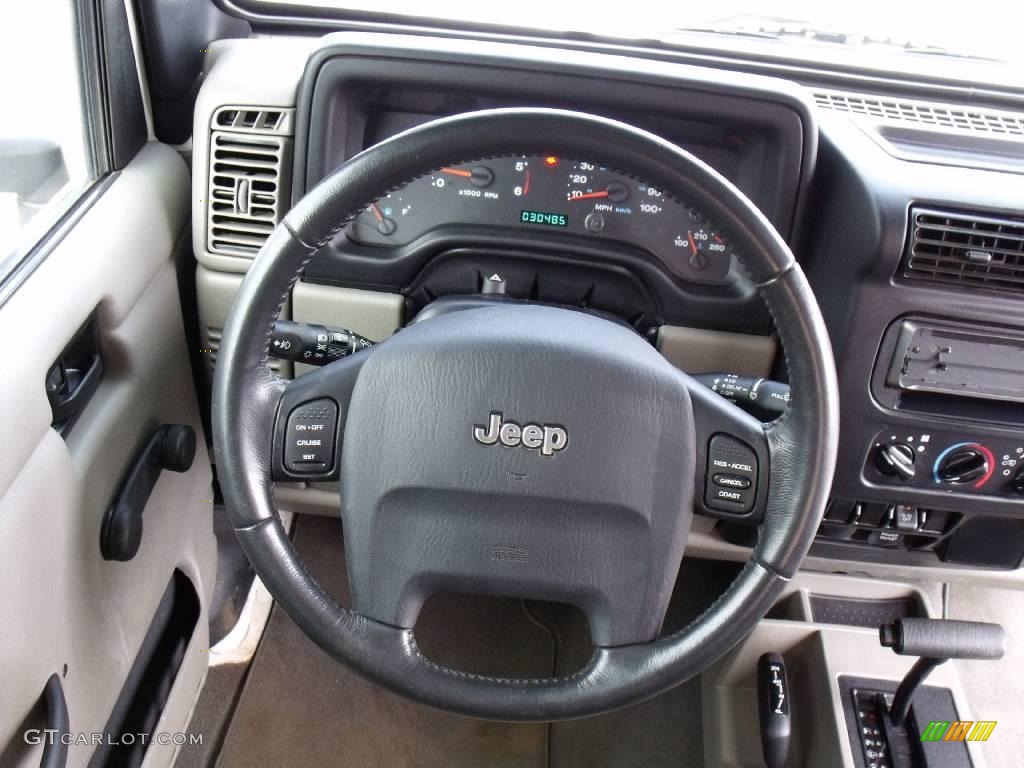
[0,143,215,768]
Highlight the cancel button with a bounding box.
[713,473,752,490]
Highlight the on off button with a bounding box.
[284,398,338,474]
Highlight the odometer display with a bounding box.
[520,209,568,227]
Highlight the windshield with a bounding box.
[263,0,1024,67]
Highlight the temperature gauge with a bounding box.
[673,227,730,272]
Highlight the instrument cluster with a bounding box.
[348,155,735,282]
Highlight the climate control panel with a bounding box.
[867,428,1024,497]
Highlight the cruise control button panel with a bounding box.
[284,398,338,474]
[705,434,758,513]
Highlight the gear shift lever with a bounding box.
[757,653,791,768]
[879,618,1005,727]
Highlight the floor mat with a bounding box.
[175,663,248,768]
[213,515,733,768]
[214,515,552,768]
[946,583,1024,768]
[544,558,739,768]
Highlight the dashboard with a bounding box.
[350,155,735,282]
[194,33,1024,578]
[288,44,811,335]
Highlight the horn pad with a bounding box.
[340,304,695,646]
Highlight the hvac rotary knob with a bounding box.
[1012,464,1024,495]
[875,442,916,480]
[936,448,989,485]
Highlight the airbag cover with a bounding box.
[340,304,695,646]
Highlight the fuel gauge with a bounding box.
[350,192,411,244]
[369,203,396,235]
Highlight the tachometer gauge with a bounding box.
[510,157,531,200]
[429,165,500,197]
[427,164,504,210]
[434,165,495,188]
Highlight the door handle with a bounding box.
[40,674,69,768]
[46,354,102,431]
[101,424,196,561]
[46,313,103,437]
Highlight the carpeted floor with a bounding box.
[176,516,1024,768]
[175,663,248,768]
[183,515,733,768]
[945,584,1024,768]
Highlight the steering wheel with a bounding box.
[212,108,838,721]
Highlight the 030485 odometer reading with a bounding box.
[348,155,734,282]
[520,210,568,227]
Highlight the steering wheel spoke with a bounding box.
[270,350,372,482]
[683,374,772,524]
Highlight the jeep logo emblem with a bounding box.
[473,412,568,457]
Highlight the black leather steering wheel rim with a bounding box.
[212,108,838,721]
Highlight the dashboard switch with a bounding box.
[1013,464,1024,495]
[705,434,758,513]
[825,500,855,523]
[284,399,338,474]
[481,273,507,294]
[874,442,916,480]
[892,504,919,532]
[713,473,752,490]
[854,503,888,528]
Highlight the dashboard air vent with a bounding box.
[205,326,282,375]
[212,106,293,135]
[207,130,290,257]
[813,90,1024,139]
[902,207,1024,293]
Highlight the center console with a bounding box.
[796,113,1024,575]
[702,574,993,768]
[810,312,1024,571]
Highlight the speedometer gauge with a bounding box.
[566,163,630,205]
[565,162,634,235]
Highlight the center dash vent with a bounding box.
[902,207,1024,294]
[813,90,1024,139]
[207,131,291,257]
